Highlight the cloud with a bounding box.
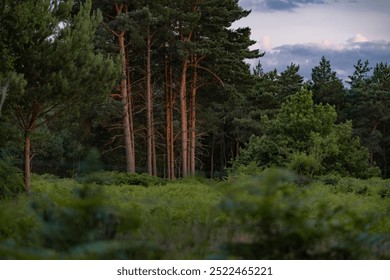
[240,0,325,12]
[348,33,368,43]
[256,38,390,83]
[260,35,273,51]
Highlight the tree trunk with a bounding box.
[152,109,157,176]
[189,57,198,176]
[146,28,153,175]
[165,53,176,179]
[210,136,215,178]
[126,52,136,172]
[0,76,10,117]
[118,32,135,173]
[24,132,31,193]
[180,58,189,177]
[164,55,171,179]
[169,58,175,179]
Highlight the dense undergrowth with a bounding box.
[0,169,389,259]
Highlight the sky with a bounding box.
[233,0,390,83]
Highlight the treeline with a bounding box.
[231,58,390,181]
[0,0,259,191]
[1,1,390,192]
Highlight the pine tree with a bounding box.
[346,61,390,177]
[310,56,346,111]
[3,0,118,192]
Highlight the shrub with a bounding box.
[79,171,166,187]
[288,152,322,185]
[0,184,162,259]
[219,168,388,259]
[78,148,103,175]
[0,159,24,199]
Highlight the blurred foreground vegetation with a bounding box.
[0,168,389,260]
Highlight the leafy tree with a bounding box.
[232,88,377,178]
[232,63,303,151]
[1,0,118,192]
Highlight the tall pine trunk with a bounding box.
[180,58,189,177]
[126,49,136,172]
[189,56,198,176]
[146,28,154,175]
[165,54,175,179]
[19,105,39,193]
[118,32,135,173]
[24,132,31,193]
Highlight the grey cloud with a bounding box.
[266,0,298,10]
[240,0,325,12]
[257,40,390,83]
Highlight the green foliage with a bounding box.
[0,159,24,199]
[232,88,375,178]
[319,176,390,199]
[79,171,166,187]
[345,61,390,177]
[79,147,103,175]
[1,174,389,259]
[109,180,226,259]
[233,63,304,147]
[219,169,389,259]
[288,152,321,185]
[229,161,264,176]
[0,184,161,259]
[310,56,346,110]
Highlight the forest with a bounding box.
[0,0,389,259]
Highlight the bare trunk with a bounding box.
[126,54,136,172]
[169,59,175,179]
[152,110,157,176]
[180,58,189,177]
[24,133,31,193]
[146,29,153,175]
[210,136,215,178]
[164,54,176,179]
[189,57,198,176]
[0,77,10,117]
[119,33,135,173]
[164,55,171,179]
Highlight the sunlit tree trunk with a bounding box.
[16,104,39,193]
[189,55,198,176]
[113,3,135,173]
[118,31,135,173]
[126,49,136,172]
[180,58,189,177]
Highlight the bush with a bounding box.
[219,168,388,259]
[228,161,264,177]
[78,148,103,175]
[0,159,24,199]
[79,171,166,187]
[288,152,322,185]
[0,184,162,259]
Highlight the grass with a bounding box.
[0,170,389,259]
